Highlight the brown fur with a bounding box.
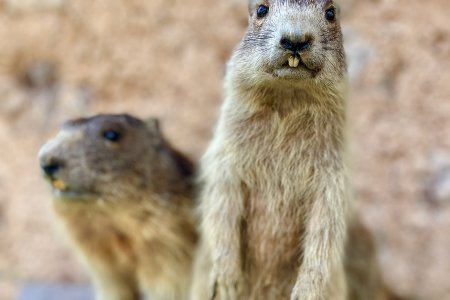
[39,114,197,300]
[192,1,349,299]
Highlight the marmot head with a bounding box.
[39,114,194,202]
[230,0,346,86]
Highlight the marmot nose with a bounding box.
[280,36,312,52]
[41,160,63,178]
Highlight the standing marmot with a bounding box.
[39,114,197,300]
[193,1,349,299]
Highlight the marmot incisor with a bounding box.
[39,114,197,300]
[193,1,349,299]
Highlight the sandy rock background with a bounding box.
[0,0,449,299]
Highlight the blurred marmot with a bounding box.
[39,114,197,300]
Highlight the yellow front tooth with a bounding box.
[288,56,295,68]
[53,179,67,191]
[293,57,300,68]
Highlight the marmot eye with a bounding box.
[257,5,269,18]
[103,130,121,142]
[325,8,336,21]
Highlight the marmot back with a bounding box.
[39,114,197,300]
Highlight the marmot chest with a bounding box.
[229,113,321,269]
[235,137,312,272]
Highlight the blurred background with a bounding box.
[0,0,449,299]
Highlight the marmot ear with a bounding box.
[145,117,160,132]
[145,117,164,148]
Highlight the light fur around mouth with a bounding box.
[268,56,320,79]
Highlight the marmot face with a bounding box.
[39,114,168,202]
[234,0,346,84]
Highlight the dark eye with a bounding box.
[103,130,121,142]
[257,5,269,18]
[325,8,336,21]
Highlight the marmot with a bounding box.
[38,114,197,300]
[193,1,349,299]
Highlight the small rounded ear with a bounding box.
[145,117,164,148]
[145,117,160,132]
